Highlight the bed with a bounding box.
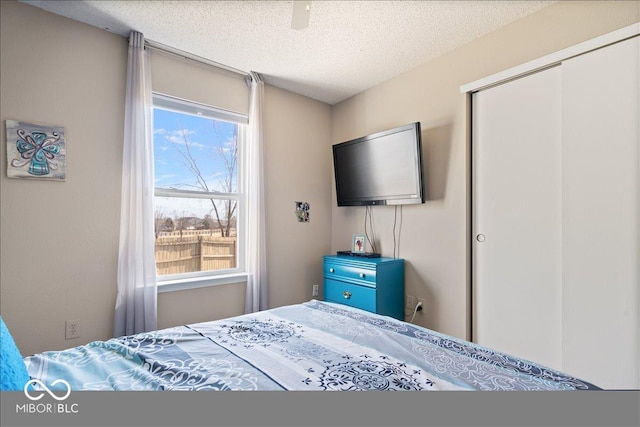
[21,300,599,391]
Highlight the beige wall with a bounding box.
[0,1,126,355]
[263,85,333,308]
[157,283,246,330]
[331,0,639,340]
[0,1,332,355]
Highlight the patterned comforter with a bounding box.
[24,300,600,391]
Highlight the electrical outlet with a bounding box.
[65,319,81,340]
[312,284,319,297]
[406,295,415,309]
[416,298,425,313]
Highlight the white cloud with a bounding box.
[164,129,206,149]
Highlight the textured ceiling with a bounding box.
[21,0,554,105]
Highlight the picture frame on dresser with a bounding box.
[352,234,366,253]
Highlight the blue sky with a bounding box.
[153,107,238,219]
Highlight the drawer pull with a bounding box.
[329,268,335,273]
[359,273,365,278]
[342,291,352,299]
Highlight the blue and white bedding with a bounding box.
[24,300,600,391]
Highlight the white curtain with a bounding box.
[244,71,268,313]
[114,31,157,337]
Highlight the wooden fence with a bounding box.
[155,235,236,275]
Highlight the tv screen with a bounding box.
[333,122,425,206]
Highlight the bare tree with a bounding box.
[174,210,190,239]
[163,217,174,233]
[154,209,164,238]
[213,131,238,237]
[154,208,173,238]
[203,213,215,236]
[171,124,237,237]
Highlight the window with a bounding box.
[153,93,248,289]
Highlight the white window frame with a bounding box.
[152,92,249,293]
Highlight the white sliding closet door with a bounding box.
[472,66,563,370]
[472,35,639,389]
[560,36,639,389]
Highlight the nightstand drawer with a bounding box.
[324,279,376,312]
[323,262,376,286]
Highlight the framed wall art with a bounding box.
[6,120,66,181]
[295,201,310,222]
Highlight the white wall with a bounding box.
[0,0,332,355]
[331,0,640,340]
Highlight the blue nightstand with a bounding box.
[322,255,404,320]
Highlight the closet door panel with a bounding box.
[472,66,562,370]
[561,36,639,389]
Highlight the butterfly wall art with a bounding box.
[6,120,66,180]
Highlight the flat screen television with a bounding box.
[333,122,425,206]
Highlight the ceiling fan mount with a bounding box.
[291,0,312,30]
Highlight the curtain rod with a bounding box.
[144,38,251,80]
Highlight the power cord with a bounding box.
[407,301,423,324]
[364,206,377,254]
[393,205,403,259]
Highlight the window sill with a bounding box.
[157,273,247,293]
